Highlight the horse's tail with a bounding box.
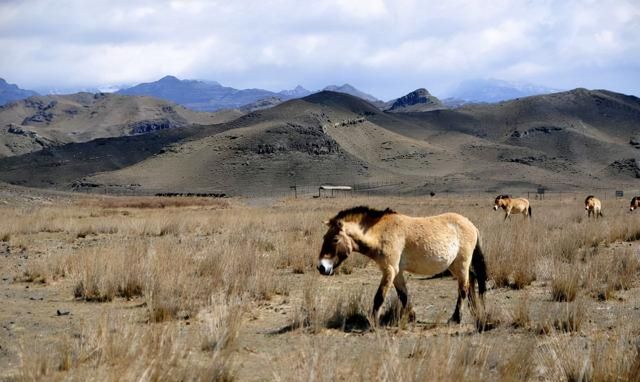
[528,205,532,218]
[472,233,488,298]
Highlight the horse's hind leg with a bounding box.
[448,262,470,324]
[393,272,416,322]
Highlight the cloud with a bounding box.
[0,0,638,99]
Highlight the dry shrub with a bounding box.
[69,242,146,302]
[536,301,585,334]
[282,333,538,382]
[498,337,537,382]
[510,293,531,329]
[484,221,537,289]
[325,291,371,332]
[551,263,581,302]
[19,309,238,381]
[585,246,640,301]
[589,330,640,382]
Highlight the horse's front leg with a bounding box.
[372,266,396,324]
[393,271,416,322]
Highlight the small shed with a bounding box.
[318,185,352,198]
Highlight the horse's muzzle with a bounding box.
[317,259,334,276]
[493,206,498,211]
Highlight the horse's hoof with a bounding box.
[447,316,461,325]
[407,310,417,323]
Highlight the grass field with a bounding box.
[1,194,639,381]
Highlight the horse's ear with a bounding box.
[322,220,330,226]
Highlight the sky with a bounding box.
[1,0,639,99]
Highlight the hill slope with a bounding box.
[0,89,639,195]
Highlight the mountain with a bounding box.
[0,92,241,157]
[386,88,445,112]
[1,88,639,195]
[449,78,560,103]
[278,85,312,98]
[117,75,279,111]
[322,84,380,103]
[0,78,39,106]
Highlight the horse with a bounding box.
[630,196,640,212]
[493,195,531,220]
[584,195,603,218]
[317,206,487,325]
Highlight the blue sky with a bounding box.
[1,0,638,99]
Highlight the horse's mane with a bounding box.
[585,195,595,203]
[495,194,511,200]
[632,196,639,204]
[331,206,396,226]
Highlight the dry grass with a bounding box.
[78,196,230,209]
[19,302,240,381]
[4,194,640,381]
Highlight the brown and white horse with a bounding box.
[493,195,531,220]
[585,195,603,218]
[317,206,487,325]
[630,196,640,212]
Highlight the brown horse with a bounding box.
[493,195,531,220]
[585,195,603,218]
[317,206,487,325]
[630,196,640,212]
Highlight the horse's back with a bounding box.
[401,213,478,249]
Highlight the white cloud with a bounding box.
[0,0,638,99]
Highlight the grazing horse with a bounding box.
[585,195,603,218]
[317,206,487,325]
[493,195,531,220]
[630,196,640,212]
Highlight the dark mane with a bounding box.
[331,206,396,225]
[495,194,510,201]
[632,196,638,203]
[585,195,594,203]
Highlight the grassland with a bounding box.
[1,193,639,381]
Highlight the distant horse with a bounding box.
[630,196,640,212]
[585,195,603,218]
[493,195,531,220]
[317,206,487,325]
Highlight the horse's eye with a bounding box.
[332,238,339,244]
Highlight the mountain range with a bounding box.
[445,78,561,105]
[0,79,39,106]
[2,75,567,113]
[0,88,638,195]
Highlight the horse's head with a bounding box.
[317,219,354,276]
[494,195,509,210]
[585,195,594,210]
[631,197,638,211]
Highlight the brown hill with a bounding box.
[0,89,638,195]
[0,93,241,157]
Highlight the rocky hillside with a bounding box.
[386,88,445,112]
[0,92,241,157]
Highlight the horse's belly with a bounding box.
[400,243,457,276]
